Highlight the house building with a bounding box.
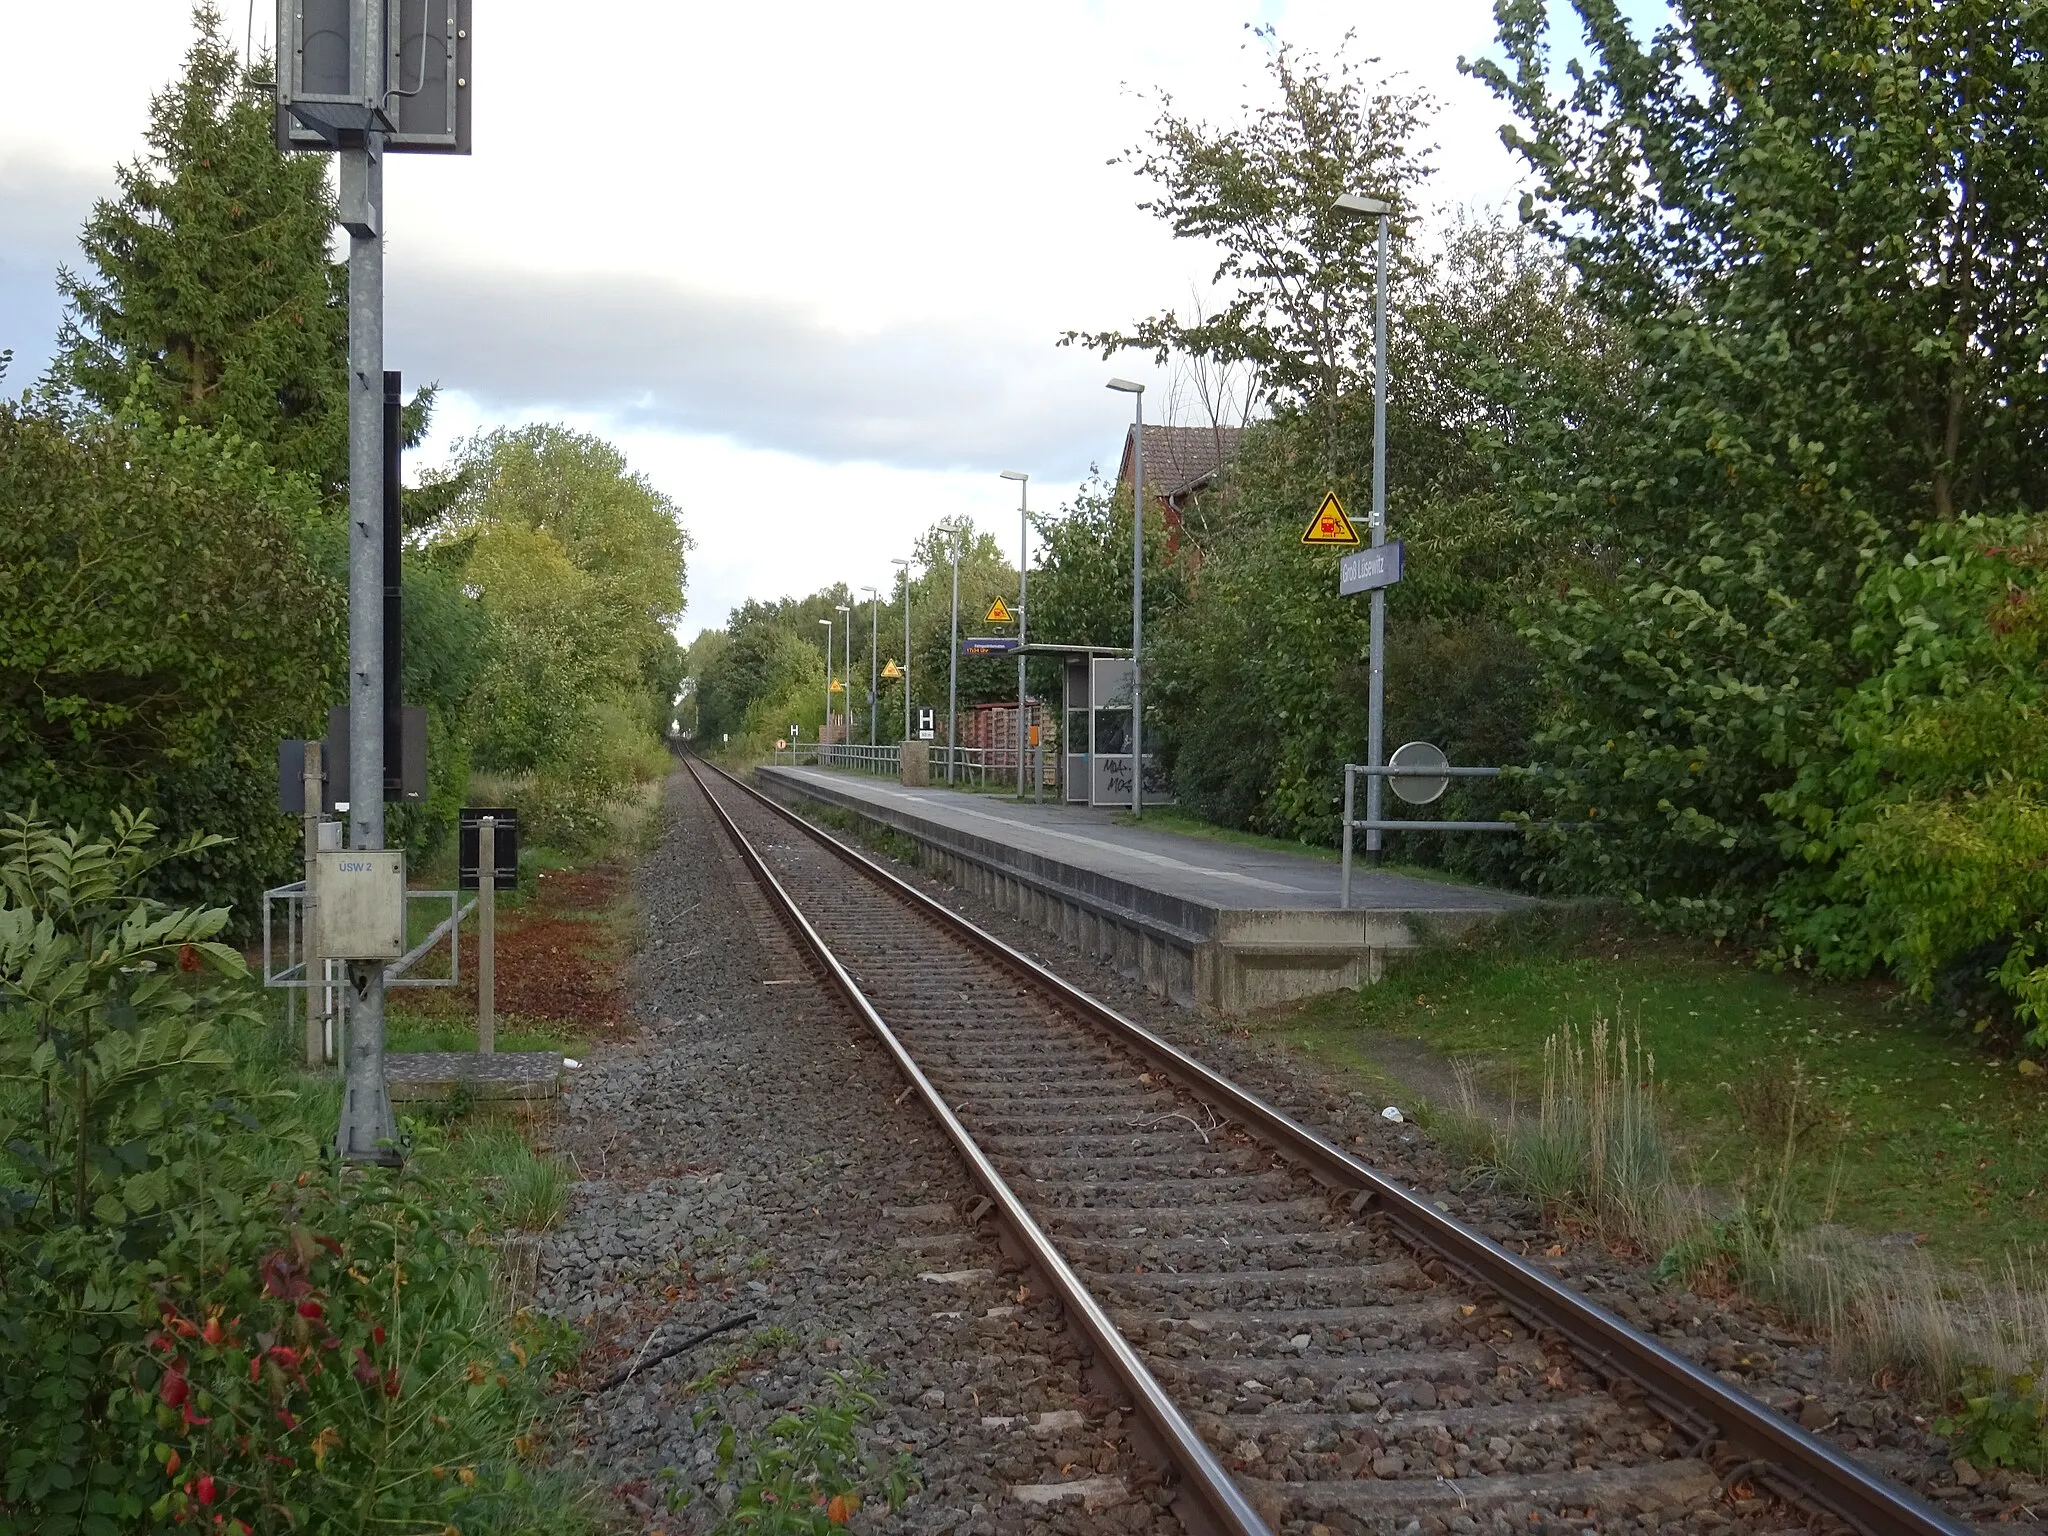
[1115,422,1243,556]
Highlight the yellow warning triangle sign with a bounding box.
[881,659,902,679]
[1300,490,1362,547]
[985,596,1014,624]
[829,678,844,692]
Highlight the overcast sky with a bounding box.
[0,3,1654,642]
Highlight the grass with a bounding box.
[446,1119,573,1231]
[1442,1018,1702,1256]
[1270,910,2048,1265]
[1425,999,2048,1419]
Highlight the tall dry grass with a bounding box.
[1448,1017,1701,1256]
[1443,1017,2048,1417]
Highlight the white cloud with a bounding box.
[0,1,1546,641]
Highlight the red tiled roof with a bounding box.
[1116,424,1243,501]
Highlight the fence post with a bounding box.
[1341,764,1355,911]
[478,816,496,1056]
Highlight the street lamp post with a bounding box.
[835,602,851,758]
[947,530,962,785]
[1000,470,1029,797]
[1334,192,1394,863]
[863,586,879,746]
[817,617,832,760]
[1107,379,1145,818]
[891,557,912,740]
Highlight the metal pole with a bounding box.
[948,535,961,784]
[301,740,324,1068]
[1017,477,1029,798]
[337,126,398,1166]
[1367,212,1389,864]
[478,816,495,1055]
[821,619,832,756]
[894,559,912,743]
[843,607,853,752]
[868,588,879,746]
[1131,394,1144,820]
[1341,763,1355,910]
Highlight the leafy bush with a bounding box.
[0,809,579,1533]
[1769,519,2048,1037]
[0,404,341,927]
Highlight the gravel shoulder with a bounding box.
[532,772,1185,1535]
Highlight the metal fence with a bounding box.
[771,742,1014,787]
[820,743,902,776]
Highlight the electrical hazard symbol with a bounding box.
[985,597,1014,624]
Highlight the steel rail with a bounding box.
[683,758,1272,1536]
[709,757,1968,1536]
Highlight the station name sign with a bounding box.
[1339,541,1405,596]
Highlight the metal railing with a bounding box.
[820,742,901,776]
[263,883,476,989]
[770,742,1055,793]
[262,882,478,1066]
[1340,762,1517,909]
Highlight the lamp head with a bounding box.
[999,469,1028,482]
[1106,378,1144,394]
[1334,193,1394,217]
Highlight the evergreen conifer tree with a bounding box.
[56,5,347,491]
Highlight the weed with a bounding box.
[1938,1370,2048,1472]
[1450,1018,1699,1254]
[1724,1060,1841,1154]
[709,1367,919,1533]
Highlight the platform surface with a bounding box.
[758,766,1532,918]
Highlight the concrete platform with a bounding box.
[752,767,1536,1015]
[386,1051,563,1103]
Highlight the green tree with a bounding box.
[424,425,688,843]
[906,519,1020,735]
[55,5,348,492]
[0,400,341,920]
[1473,0,2048,941]
[1066,29,1435,467]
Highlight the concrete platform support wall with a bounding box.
[750,770,1412,1015]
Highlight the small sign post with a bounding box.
[459,809,519,1055]
[478,817,495,1055]
[300,740,324,1067]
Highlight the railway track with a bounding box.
[682,756,1965,1536]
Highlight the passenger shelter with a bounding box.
[1021,643,1170,808]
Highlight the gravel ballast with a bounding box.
[536,772,1184,1534]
